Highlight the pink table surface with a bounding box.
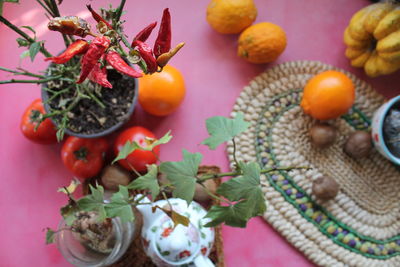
[1,0,399,266]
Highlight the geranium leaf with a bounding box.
[127,164,159,199]
[202,113,250,150]
[112,131,172,164]
[104,186,134,223]
[112,140,141,164]
[77,185,106,222]
[45,228,55,244]
[204,202,249,228]
[217,162,266,219]
[159,149,202,204]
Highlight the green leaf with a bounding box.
[112,131,172,164]
[29,41,41,62]
[217,162,266,218]
[77,185,106,222]
[127,164,159,199]
[159,149,202,204]
[45,228,55,244]
[104,186,134,223]
[202,113,250,150]
[204,202,249,228]
[21,25,36,35]
[60,200,79,226]
[16,37,29,47]
[57,178,80,195]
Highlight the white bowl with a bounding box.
[371,95,400,165]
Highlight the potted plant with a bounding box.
[0,0,184,140]
[46,113,305,266]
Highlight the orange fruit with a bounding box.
[206,0,257,34]
[138,65,186,116]
[300,71,355,120]
[238,22,287,64]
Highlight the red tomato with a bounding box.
[20,99,58,144]
[114,126,160,172]
[61,136,108,179]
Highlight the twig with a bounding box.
[0,16,53,57]
[0,75,62,84]
[115,0,126,22]
[35,0,55,16]
[0,66,44,78]
[197,166,311,182]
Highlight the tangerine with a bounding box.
[238,22,287,64]
[300,71,355,120]
[138,65,186,116]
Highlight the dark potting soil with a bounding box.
[45,69,136,135]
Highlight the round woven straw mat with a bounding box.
[228,61,400,267]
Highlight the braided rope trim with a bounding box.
[228,61,400,266]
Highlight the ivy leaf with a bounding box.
[104,186,134,223]
[112,131,172,164]
[45,228,55,244]
[127,164,159,200]
[159,149,202,204]
[57,178,80,195]
[217,162,266,219]
[77,185,106,222]
[202,113,250,150]
[29,41,41,62]
[204,202,249,228]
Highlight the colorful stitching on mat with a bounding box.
[255,90,400,259]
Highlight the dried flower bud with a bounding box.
[48,16,92,37]
[96,21,108,34]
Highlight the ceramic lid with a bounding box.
[153,217,201,263]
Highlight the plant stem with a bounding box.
[127,161,142,177]
[82,86,105,109]
[115,0,126,22]
[0,66,44,78]
[232,138,239,169]
[0,75,61,84]
[197,166,310,182]
[36,0,55,16]
[199,183,231,205]
[0,16,53,57]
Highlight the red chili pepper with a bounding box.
[45,39,89,64]
[77,36,111,84]
[86,4,113,30]
[131,21,157,47]
[105,51,143,78]
[154,8,171,58]
[88,61,112,88]
[132,40,158,74]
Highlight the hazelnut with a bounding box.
[312,176,339,200]
[194,180,217,202]
[100,165,132,191]
[344,131,372,158]
[309,123,337,148]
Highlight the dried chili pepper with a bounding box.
[105,51,142,78]
[156,42,185,68]
[131,22,157,47]
[45,39,89,64]
[48,16,93,37]
[132,40,158,74]
[154,8,171,58]
[88,60,112,88]
[77,36,111,84]
[86,4,113,30]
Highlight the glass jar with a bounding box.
[55,216,135,267]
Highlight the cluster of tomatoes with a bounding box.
[21,99,159,178]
